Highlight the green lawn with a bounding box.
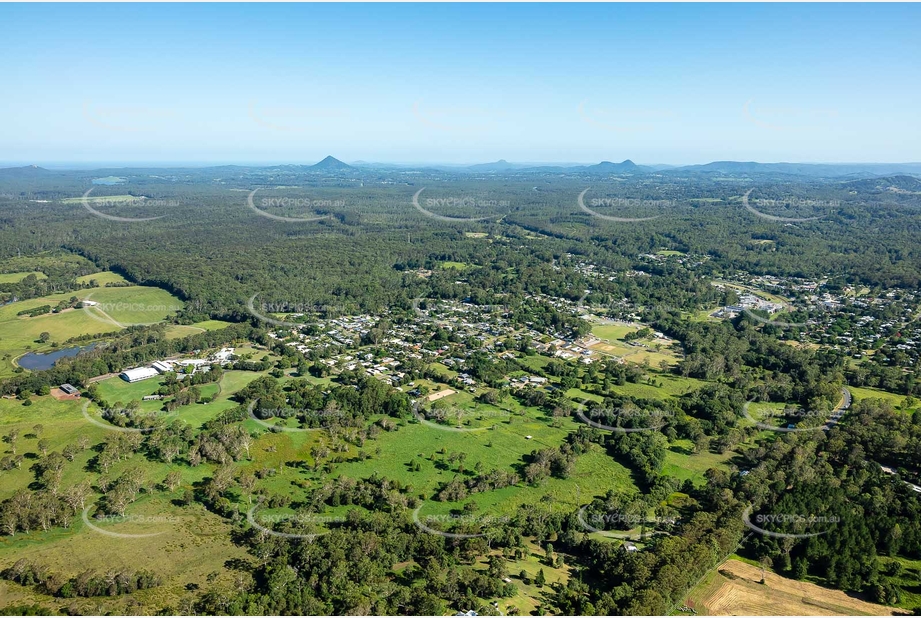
[663,439,734,485]
[190,319,235,331]
[438,261,473,270]
[848,385,910,409]
[75,270,128,285]
[0,271,47,284]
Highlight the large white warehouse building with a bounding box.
[119,367,159,383]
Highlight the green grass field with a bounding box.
[438,261,473,270]
[590,322,682,367]
[848,386,911,409]
[0,284,183,378]
[663,439,734,485]
[75,270,128,285]
[0,395,247,614]
[0,271,47,284]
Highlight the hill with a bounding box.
[583,159,648,174]
[0,165,56,179]
[675,161,921,178]
[310,155,352,171]
[843,174,921,194]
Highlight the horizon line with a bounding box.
[3,158,921,172]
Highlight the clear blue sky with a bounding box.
[1,3,919,166]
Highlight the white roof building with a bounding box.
[120,367,159,383]
[151,360,174,374]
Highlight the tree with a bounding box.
[5,429,19,454]
[535,568,546,588]
[63,481,91,514]
[164,470,183,492]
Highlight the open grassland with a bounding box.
[476,541,572,615]
[75,270,128,285]
[83,286,182,324]
[590,323,682,367]
[165,320,236,340]
[688,559,898,616]
[0,271,47,284]
[0,388,255,614]
[849,386,910,409]
[663,439,735,486]
[190,319,235,331]
[565,372,705,404]
[0,285,183,378]
[94,368,273,429]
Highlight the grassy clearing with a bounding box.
[0,374,264,613]
[75,270,128,285]
[475,540,571,615]
[589,323,681,367]
[848,386,909,409]
[438,261,473,271]
[0,284,184,377]
[663,439,734,485]
[83,286,182,324]
[0,271,47,284]
[164,324,207,339]
[189,319,234,331]
[566,373,705,403]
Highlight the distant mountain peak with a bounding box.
[0,165,53,178]
[311,156,351,170]
[586,159,642,173]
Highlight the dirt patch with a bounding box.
[427,388,456,402]
[699,559,898,616]
[50,388,80,401]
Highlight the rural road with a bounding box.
[822,387,851,431]
[880,465,921,494]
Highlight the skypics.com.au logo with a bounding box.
[742,505,839,539]
[412,189,508,223]
[247,400,348,433]
[741,189,834,223]
[577,189,668,223]
[575,400,675,433]
[247,506,345,540]
[245,294,342,328]
[246,189,335,222]
[576,507,676,539]
[82,508,178,539]
[741,388,849,433]
[412,404,511,433]
[80,188,174,222]
[412,506,510,539]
